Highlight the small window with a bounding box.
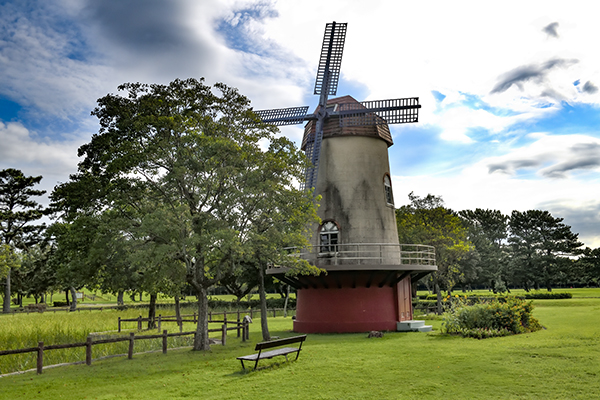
[319,221,339,253]
[384,175,394,206]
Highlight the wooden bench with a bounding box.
[237,335,307,371]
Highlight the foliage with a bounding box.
[521,292,572,299]
[51,78,318,350]
[459,209,510,292]
[509,210,583,291]
[441,296,542,338]
[0,168,47,313]
[0,244,19,280]
[396,192,474,311]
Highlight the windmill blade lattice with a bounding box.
[254,106,309,126]
[314,22,347,96]
[249,21,421,193]
[338,97,421,126]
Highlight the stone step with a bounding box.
[396,320,430,332]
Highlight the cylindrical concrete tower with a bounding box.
[268,96,436,333]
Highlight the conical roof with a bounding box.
[301,95,393,151]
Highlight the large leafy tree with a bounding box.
[459,209,509,292]
[508,210,583,291]
[1,169,47,313]
[576,247,600,286]
[46,216,103,310]
[52,78,318,350]
[396,192,473,312]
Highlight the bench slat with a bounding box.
[237,347,299,361]
[254,335,307,351]
[237,335,307,371]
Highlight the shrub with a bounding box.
[522,292,572,299]
[441,296,542,339]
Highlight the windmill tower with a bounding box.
[258,22,437,333]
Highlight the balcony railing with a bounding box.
[282,243,436,267]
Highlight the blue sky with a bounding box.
[1,0,600,248]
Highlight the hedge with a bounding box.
[441,296,542,339]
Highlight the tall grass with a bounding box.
[0,306,203,374]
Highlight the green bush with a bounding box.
[522,292,572,299]
[441,296,542,339]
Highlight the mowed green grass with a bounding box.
[2,297,600,400]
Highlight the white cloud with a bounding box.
[0,121,83,195]
[392,133,600,247]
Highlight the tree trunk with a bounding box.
[69,287,77,311]
[258,263,270,341]
[193,285,210,351]
[117,290,124,306]
[283,285,290,318]
[435,282,443,315]
[147,293,157,329]
[65,289,70,306]
[139,292,143,302]
[3,270,11,313]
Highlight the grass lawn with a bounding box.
[2,294,600,399]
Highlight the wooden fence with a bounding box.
[0,322,250,375]
[118,308,293,333]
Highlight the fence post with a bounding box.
[37,341,44,374]
[221,324,227,346]
[224,311,227,324]
[162,330,168,354]
[250,309,253,319]
[128,332,135,359]
[157,315,162,332]
[194,312,197,323]
[273,308,276,318]
[86,336,93,366]
[137,315,142,331]
[237,314,241,338]
[118,317,121,333]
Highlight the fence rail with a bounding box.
[0,322,250,375]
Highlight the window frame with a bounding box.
[383,173,394,206]
[318,220,340,255]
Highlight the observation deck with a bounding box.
[267,243,437,289]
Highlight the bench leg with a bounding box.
[240,360,246,370]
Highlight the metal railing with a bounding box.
[280,243,436,267]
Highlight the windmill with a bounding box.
[254,21,421,191]
[258,22,436,334]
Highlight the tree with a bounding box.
[52,78,318,350]
[11,242,56,306]
[46,217,103,311]
[0,244,20,284]
[459,209,509,292]
[396,192,473,313]
[576,247,600,287]
[1,169,46,313]
[508,210,583,291]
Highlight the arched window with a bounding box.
[384,174,394,206]
[319,221,339,253]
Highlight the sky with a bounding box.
[1,0,599,248]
